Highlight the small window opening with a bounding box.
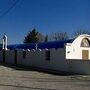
[45,50,50,60]
[23,50,26,59]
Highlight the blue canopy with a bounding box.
[7,39,74,50]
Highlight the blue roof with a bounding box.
[7,39,74,50]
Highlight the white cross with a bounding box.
[35,44,38,50]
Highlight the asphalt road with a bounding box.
[0,64,90,90]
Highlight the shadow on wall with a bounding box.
[0,63,78,76]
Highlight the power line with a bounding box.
[0,0,20,18]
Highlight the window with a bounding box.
[23,50,26,59]
[45,50,50,60]
[81,38,90,47]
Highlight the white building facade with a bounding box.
[66,34,90,60]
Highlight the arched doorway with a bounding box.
[81,38,90,60]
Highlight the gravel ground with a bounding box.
[0,64,90,90]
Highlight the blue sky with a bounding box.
[0,0,90,44]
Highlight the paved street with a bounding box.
[0,64,90,90]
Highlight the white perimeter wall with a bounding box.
[5,50,15,64]
[0,49,90,74]
[67,60,90,74]
[17,48,69,72]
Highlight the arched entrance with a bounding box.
[81,38,90,60]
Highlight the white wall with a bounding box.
[17,49,51,68]
[16,48,70,72]
[16,48,90,74]
[5,50,15,64]
[49,48,69,72]
[66,34,90,60]
[67,60,90,74]
[0,48,90,74]
[66,45,90,60]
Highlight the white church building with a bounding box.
[0,34,90,74]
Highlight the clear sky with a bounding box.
[0,0,90,44]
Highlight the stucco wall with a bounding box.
[49,48,69,72]
[17,49,53,68]
[66,45,90,60]
[66,34,90,60]
[16,48,69,72]
[0,48,90,74]
[0,47,90,74]
[15,48,90,74]
[67,60,90,74]
[5,50,15,64]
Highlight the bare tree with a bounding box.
[50,32,69,41]
[73,29,90,38]
[44,35,48,42]
[37,32,45,42]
